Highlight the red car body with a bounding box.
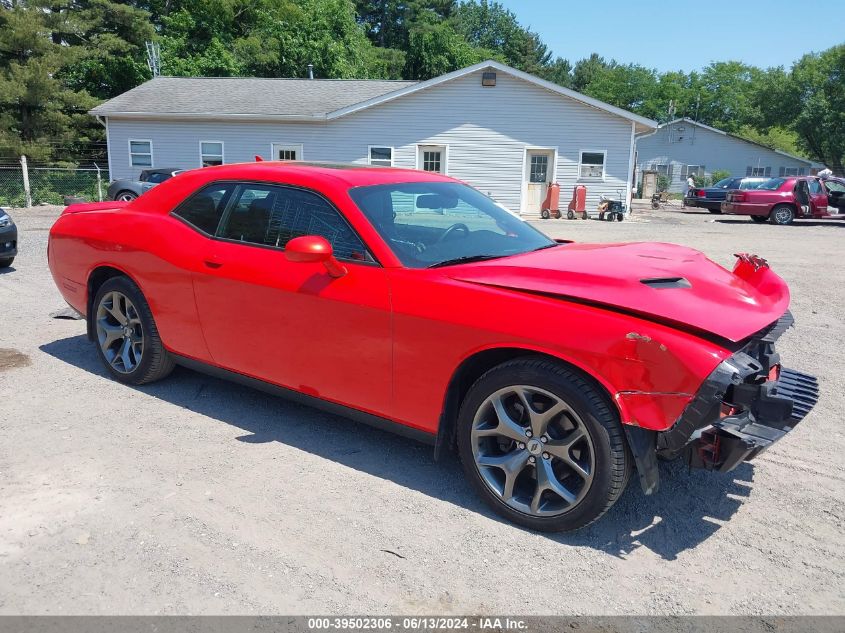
[47,162,817,530]
[721,176,837,223]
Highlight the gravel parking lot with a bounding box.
[1,203,843,615]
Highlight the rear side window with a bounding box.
[146,172,170,184]
[218,184,369,261]
[172,184,233,235]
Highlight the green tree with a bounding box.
[0,2,100,163]
[404,13,489,79]
[579,62,658,113]
[768,45,845,174]
[538,57,572,88]
[53,0,155,99]
[691,61,764,133]
[159,0,393,79]
[451,1,549,73]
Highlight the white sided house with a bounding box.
[636,117,817,193]
[92,60,655,215]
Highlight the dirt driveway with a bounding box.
[0,204,843,615]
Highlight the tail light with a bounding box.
[730,192,746,202]
[696,189,706,197]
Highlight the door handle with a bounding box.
[204,258,223,269]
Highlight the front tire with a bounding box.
[750,215,768,223]
[114,190,138,202]
[457,358,631,532]
[770,204,795,225]
[92,276,175,385]
[0,257,13,268]
[709,209,721,214]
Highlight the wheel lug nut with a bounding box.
[543,452,550,460]
[517,442,525,449]
[528,456,536,464]
[525,430,533,438]
[540,436,548,443]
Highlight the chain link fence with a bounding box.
[0,160,109,208]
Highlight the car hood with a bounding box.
[447,242,789,343]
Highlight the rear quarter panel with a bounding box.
[49,208,212,362]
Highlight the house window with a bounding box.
[200,141,224,167]
[685,165,705,178]
[780,166,805,177]
[746,166,770,177]
[369,146,393,167]
[418,145,446,174]
[579,151,606,179]
[423,151,441,172]
[655,163,673,179]
[129,140,152,167]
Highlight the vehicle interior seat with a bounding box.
[226,195,273,244]
[182,194,218,231]
[796,181,811,215]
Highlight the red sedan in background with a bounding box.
[722,175,844,224]
[48,162,818,531]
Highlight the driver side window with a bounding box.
[217,184,370,261]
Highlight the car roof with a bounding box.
[185,161,456,187]
[129,161,459,214]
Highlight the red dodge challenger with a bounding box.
[48,162,818,531]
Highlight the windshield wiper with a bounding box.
[428,254,501,268]
[531,242,560,252]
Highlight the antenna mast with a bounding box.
[146,41,162,77]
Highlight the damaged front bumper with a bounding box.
[629,311,819,494]
[659,310,818,472]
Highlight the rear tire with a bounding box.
[0,257,13,268]
[769,204,795,225]
[457,358,631,532]
[567,210,575,220]
[709,209,721,214]
[540,209,550,219]
[92,276,175,385]
[114,190,138,202]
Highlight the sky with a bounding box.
[497,0,843,72]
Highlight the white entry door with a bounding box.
[271,143,303,161]
[525,150,553,213]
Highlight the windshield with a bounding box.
[349,182,555,268]
[713,177,734,188]
[756,178,788,191]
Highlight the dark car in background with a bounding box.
[684,176,769,212]
[107,168,184,201]
[0,208,18,268]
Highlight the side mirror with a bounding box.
[284,235,347,278]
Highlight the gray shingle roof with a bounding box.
[90,76,419,118]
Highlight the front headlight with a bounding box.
[0,214,11,228]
